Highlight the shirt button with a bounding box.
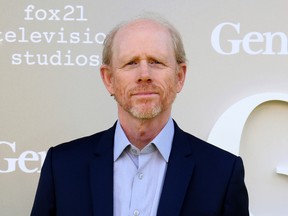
[131,148,138,155]
[138,172,144,180]
[133,209,140,216]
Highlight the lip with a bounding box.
[132,92,158,97]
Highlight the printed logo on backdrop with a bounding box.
[0,4,106,67]
[211,22,288,55]
[0,141,46,173]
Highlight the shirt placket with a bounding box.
[129,152,150,216]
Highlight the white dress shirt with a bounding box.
[113,118,174,216]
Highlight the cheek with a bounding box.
[113,79,129,98]
[163,76,179,92]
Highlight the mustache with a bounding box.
[129,84,161,94]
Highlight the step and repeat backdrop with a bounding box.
[1,0,288,215]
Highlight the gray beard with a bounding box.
[129,105,162,119]
[113,95,162,120]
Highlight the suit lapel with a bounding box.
[157,122,195,216]
[89,125,115,216]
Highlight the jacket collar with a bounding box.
[89,124,115,216]
[157,121,195,216]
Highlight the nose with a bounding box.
[137,60,152,83]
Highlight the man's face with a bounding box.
[101,20,186,120]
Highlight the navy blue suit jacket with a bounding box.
[31,121,249,216]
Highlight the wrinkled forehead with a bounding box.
[112,19,174,58]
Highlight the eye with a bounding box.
[121,60,138,69]
[127,60,138,66]
[149,59,161,65]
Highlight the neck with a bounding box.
[118,109,171,149]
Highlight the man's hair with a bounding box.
[102,14,187,65]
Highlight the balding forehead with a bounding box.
[113,19,172,50]
[102,16,186,65]
[110,19,177,67]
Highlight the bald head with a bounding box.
[102,16,186,66]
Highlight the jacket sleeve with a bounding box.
[223,157,249,216]
[30,148,56,216]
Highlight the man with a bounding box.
[31,15,249,216]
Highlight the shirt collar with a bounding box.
[150,118,174,162]
[114,121,131,162]
[113,118,174,162]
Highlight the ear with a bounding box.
[100,64,115,95]
[176,63,187,93]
